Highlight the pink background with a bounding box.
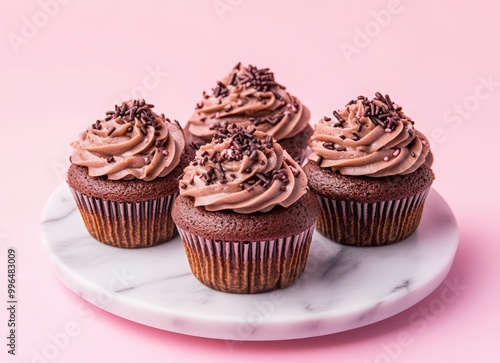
[1,0,499,362]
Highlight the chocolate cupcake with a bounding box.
[185,63,312,163]
[304,93,434,246]
[172,123,320,294]
[67,99,194,248]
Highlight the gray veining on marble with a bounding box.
[41,183,459,341]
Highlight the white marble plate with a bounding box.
[41,184,458,341]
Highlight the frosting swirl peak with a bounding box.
[187,63,310,142]
[179,123,307,213]
[71,99,185,181]
[309,93,430,177]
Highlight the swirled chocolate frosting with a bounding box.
[179,123,307,213]
[187,63,310,142]
[71,99,185,181]
[309,93,430,177]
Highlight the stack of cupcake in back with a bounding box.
[184,63,313,164]
[172,123,320,294]
[304,93,434,247]
[67,99,194,248]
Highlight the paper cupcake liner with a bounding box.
[316,188,430,247]
[70,187,178,248]
[178,225,315,294]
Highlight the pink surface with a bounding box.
[0,0,498,362]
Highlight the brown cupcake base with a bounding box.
[178,225,315,294]
[304,160,434,246]
[172,191,320,241]
[70,188,178,248]
[66,147,195,248]
[315,188,430,246]
[172,191,320,293]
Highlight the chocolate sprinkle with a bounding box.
[385,94,394,110]
[99,99,171,139]
[345,93,413,132]
[355,118,363,133]
[322,142,335,150]
[210,80,230,99]
[228,72,237,86]
[107,127,116,136]
[237,65,278,92]
[332,111,345,123]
